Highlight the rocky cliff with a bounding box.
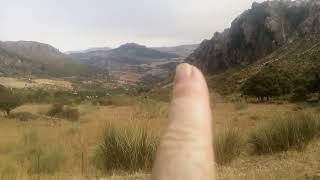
[186,0,320,74]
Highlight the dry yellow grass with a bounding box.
[0,100,319,179]
[0,77,73,90]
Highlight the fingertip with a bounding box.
[173,63,209,100]
[175,63,192,84]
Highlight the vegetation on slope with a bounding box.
[208,36,320,101]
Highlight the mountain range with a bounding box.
[0,40,197,84]
[69,43,179,67]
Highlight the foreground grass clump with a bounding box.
[233,100,248,111]
[214,129,244,165]
[14,131,66,175]
[249,113,320,154]
[95,124,159,172]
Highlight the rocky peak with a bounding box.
[186,0,320,74]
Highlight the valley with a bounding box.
[0,0,320,179]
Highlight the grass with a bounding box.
[13,131,66,175]
[28,147,66,175]
[233,100,249,111]
[94,95,135,107]
[214,129,244,165]
[0,100,320,179]
[248,113,320,154]
[94,124,159,173]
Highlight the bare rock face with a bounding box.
[187,0,320,74]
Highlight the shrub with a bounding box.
[47,104,80,121]
[214,129,244,165]
[9,112,38,121]
[242,67,291,101]
[306,93,320,104]
[60,107,80,121]
[95,124,159,172]
[94,96,133,106]
[248,113,320,154]
[0,89,22,116]
[291,86,308,102]
[94,98,113,106]
[47,104,64,117]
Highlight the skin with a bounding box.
[152,63,215,180]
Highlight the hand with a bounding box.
[152,63,215,180]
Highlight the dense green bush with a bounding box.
[0,88,23,116]
[242,67,292,101]
[248,113,320,154]
[95,124,159,172]
[292,68,320,102]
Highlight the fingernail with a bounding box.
[175,63,192,83]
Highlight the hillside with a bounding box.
[187,0,320,74]
[208,35,320,96]
[0,41,88,77]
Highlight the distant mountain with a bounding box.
[69,43,180,84]
[70,43,179,68]
[65,47,112,54]
[187,0,320,74]
[0,41,88,77]
[152,44,198,57]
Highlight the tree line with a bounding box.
[241,66,320,102]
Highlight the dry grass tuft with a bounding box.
[214,129,244,165]
[248,113,320,154]
[94,124,159,173]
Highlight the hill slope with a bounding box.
[187,0,320,74]
[0,41,88,77]
[208,35,320,95]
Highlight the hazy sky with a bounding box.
[0,0,264,51]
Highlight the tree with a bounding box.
[0,88,22,116]
[242,67,291,101]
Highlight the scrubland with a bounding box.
[0,95,319,179]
